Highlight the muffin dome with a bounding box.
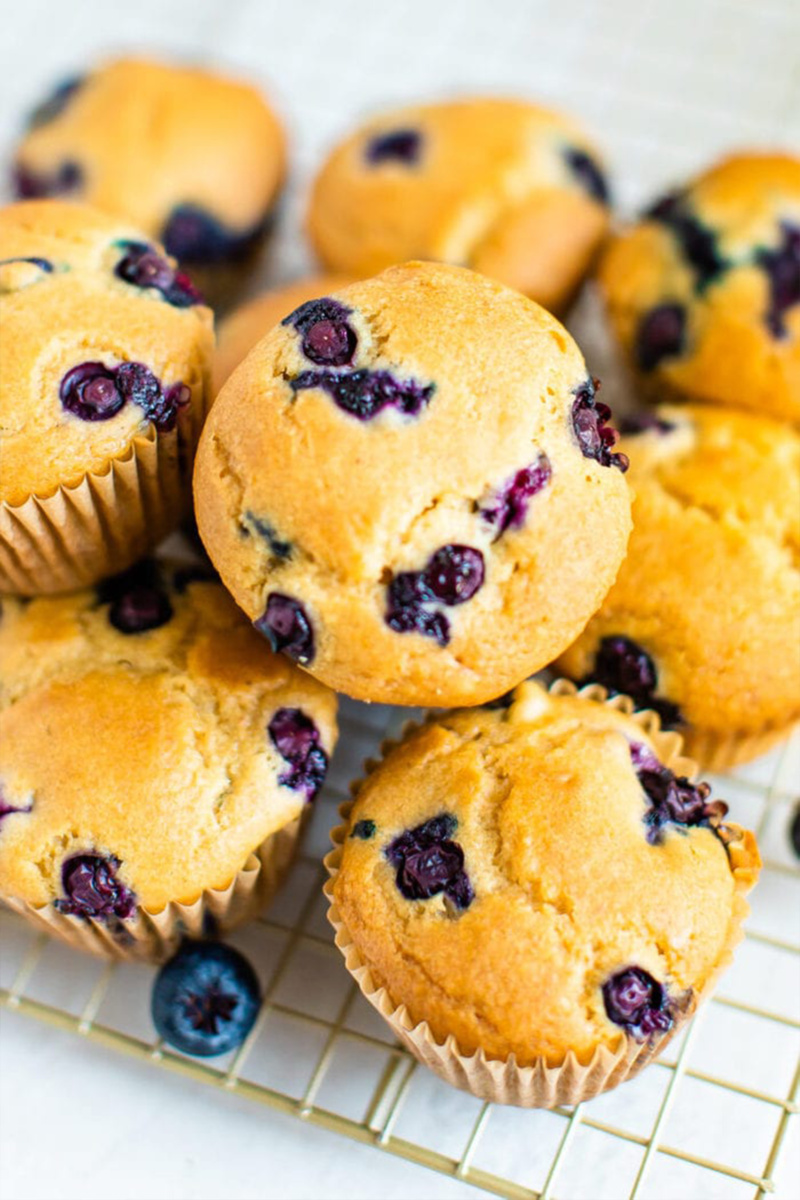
[600,153,800,424]
[556,404,800,766]
[194,261,632,707]
[308,98,610,313]
[213,274,354,396]
[330,682,758,1067]
[13,58,286,284]
[0,560,338,921]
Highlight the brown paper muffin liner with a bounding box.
[0,387,207,596]
[680,721,798,772]
[3,815,302,964]
[324,680,760,1108]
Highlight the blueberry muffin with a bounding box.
[194,261,632,707]
[600,153,800,424]
[308,98,610,314]
[326,681,759,1106]
[13,57,287,307]
[556,404,800,768]
[0,559,338,960]
[213,274,354,396]
[0,199,213,594]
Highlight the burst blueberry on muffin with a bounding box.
[213,274,355,396]
[0,200,213,594]
[12,57,287,307]
[194,261,632,707]
[326,681,759,1106]
[600,153,800,424]
[556,404,800,768]
[0,560,338,960]
[307,98,611,314]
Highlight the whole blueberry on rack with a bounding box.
[151,940,261,1057]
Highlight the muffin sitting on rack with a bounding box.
[0,559,338,961]
[308,97,611,314]
[12,56,287,307]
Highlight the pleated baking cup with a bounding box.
[323,680,761,1108]
[680,721,799,772]
[3,815,302,964]
[0,393,207,596]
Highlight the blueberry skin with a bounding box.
[151,941,261,1057]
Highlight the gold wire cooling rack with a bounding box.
[2,695,799,1200]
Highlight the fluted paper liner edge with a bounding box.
[4,815,303,964]
[323,679,761,1108]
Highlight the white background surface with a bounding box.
[1,2,800,1198]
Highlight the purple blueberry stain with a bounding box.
[365,128,422,166]
[290,368,434,422]
[162,203,273,266]
[617,411,677,436]
[0,255,54,281]
[564,147,610,205]
[0,786,33,827]
[756,222,800,338]
[268,707,328,802]
[635,304,687,372]
[627,741,662,773]
[583,635,682,729]
[98,560,173,635]
[478,454,552,536]
[603,967,674,1039]
[385,814,474,909]
[646,191,726,292]
[571,378,628,472]
[351,819,376,840]
[54,853,136,921]
[27,75,85,129]
[254,594,315,664]
[241,513,292,560]
[282,297,357,367]
[13,159,82,199]
[115,240,203,308]
[386,544,485,648]
[60,361,190,431]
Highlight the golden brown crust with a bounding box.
[194,261,632,706]
[307,98,609,312]
[600,152,800,424]
[0,565,338,912]
[331,681,759,1066]
[555,403,800,750]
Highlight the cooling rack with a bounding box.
[1,0,799,1196]
[1,700,799,1200]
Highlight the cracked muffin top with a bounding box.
[12,57,286,274]
[307,97,610,314]
[193,261,632,707]
[0,200,213,505]
[331,681,758,1065]
[599,152,800,424]
[556,404,800,760]
[0,559,338,914]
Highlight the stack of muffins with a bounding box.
[4,54,797,1109]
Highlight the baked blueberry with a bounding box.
[425,545,485,605]
[603,966,674,1039]
[290,367,435,421]
[757,222,800,338]
[27,75,85,130]
[268,707,328,801]
[351,819,376,840]
[54,853,136,920]
[0,789,32,825]
[254,593,315,664]
[386,814,474,909]
[479,455,551,535]
[115,240,202,308]
[635,304,687,372]
[0,256,53,274]
[282,297,357,367]
[98,560,173,634]
[564,147,609,205]
[242,514,292,560]
[162,203,269,266]
[385,545,485,647]
[647,191,726,291]
[13,160,82,199]
[151,940,261,1057]
[60,360,189,431]
[365,129,422,166]
[571,378,628,471]
[585,635,682,729]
